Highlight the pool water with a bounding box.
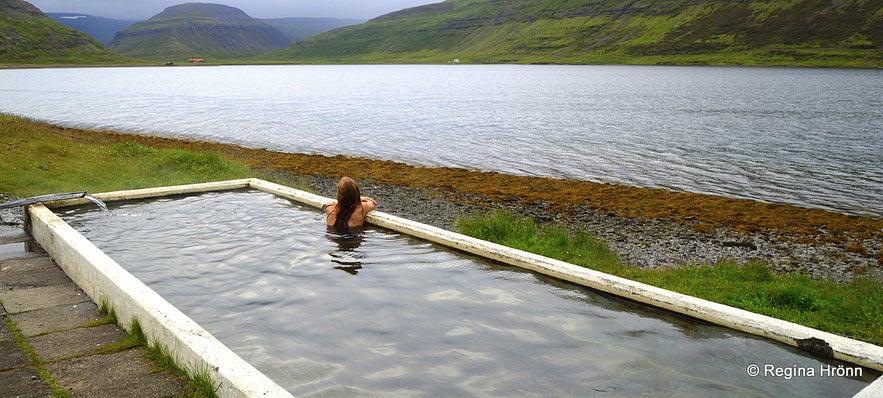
[59,190,876,397]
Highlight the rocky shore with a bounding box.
[4,119,881,284]
[0,193,23,230]
[3,176,880,283]
[3,175,880,283]
[308,175,882,283]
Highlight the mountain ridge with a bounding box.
[109,2,289,61]
[0,0,129,64]
[259,17,364,43]
[268,0,883,66]
[48,13,137,45]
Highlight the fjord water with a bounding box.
[2,65,881,216]
[60,191,876,397]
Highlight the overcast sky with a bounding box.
[27,0,442,20]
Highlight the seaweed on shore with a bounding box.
[50,123,883,260]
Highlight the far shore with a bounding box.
[3,60,883,71]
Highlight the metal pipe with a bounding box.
[0,192,87,210]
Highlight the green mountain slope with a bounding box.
[268,0,883,66]
[109,2,289,61]
[0,0,130,64]
[260,17,364,43]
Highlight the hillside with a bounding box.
[0,0,130,64]
[269,0,883,66]
[260,17,364,43]
[48,13,137,45]
[109,2,289,61]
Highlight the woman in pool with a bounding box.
[324,176,377,231]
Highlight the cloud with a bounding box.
[26,0,440,20]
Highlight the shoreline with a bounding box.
[6,123,883,282]
[305,173,882,283]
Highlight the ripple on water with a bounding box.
[59,191,879,396]
[2,65,880,215]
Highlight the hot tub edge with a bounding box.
[29,178,883,396]
[26,201,294,398]
[251,179,883,375]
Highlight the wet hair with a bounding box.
[333,177,362,229]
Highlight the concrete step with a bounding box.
[0,229,30,245]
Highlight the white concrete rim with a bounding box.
[31,178,883,397]
[27,179,292,398]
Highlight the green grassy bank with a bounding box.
[459,211,883,345]
[0,114,253,196]
[2,114,880,347]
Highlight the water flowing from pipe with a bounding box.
[83,194,111,214]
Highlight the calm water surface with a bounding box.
[3,65,881,216]
[60,191,877,397]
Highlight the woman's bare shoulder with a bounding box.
[361,197,377,212]
[323,200,338,214]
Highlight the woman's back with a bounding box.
[324,199,375,229]
[324,177,377,230]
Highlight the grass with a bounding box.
[95,302,221,398]
[0,9,132,66]
[262,0,883,67]
[81,297,118,328]
[0,114,253,197]
[457,210,883,345]
[133,320,220,398]
[2,313,68,397]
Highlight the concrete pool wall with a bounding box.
[25,178,883,397]
[25,180,293,398]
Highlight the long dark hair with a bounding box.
[333,177,362,229]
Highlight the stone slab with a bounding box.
[0,264,73,290]
[0,243,42,262]
[46,348,187,398]
[0,366,52,398]
[0,255,55,273]
[0,235,188,398]
[0,318,13,342]
[0,241,26,257]
[0,229,29,245]
[29,323,128,362]
[0,340,30,371]
[11,301,101,337]
[0,284,89,314]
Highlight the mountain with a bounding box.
[269,0,883,66]
[259,17,364,43]
[0,0,129,64]
[109,2,289,61]
[48,13,137,45]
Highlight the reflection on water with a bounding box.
[326,228,365,274]
[59,191,878,397]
